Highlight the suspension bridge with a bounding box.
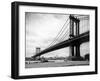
[32,14,89,61]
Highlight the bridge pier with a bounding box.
[69,44,81,58]
[75,44,80,57]
[70,45,74,56]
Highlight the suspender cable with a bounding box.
[47,18,69,48]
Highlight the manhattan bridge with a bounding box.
[32,14,89,61]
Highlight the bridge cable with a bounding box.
[47,18,69,47]
[57,22,70,42]
[59,26,70,42]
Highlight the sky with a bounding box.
[25,12,89,57]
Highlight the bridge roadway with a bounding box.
[33,31,89,58]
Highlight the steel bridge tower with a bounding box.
[69,15,81,58]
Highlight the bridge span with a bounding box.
[33,31,89,58]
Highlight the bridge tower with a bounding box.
[36,47,41,60]
[69,15,80,58]
[36,47,41,54]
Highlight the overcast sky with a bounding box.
[25,12,89,57]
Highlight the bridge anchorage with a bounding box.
[32,15,89,61]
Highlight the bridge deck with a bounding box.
[33,31,89,58]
